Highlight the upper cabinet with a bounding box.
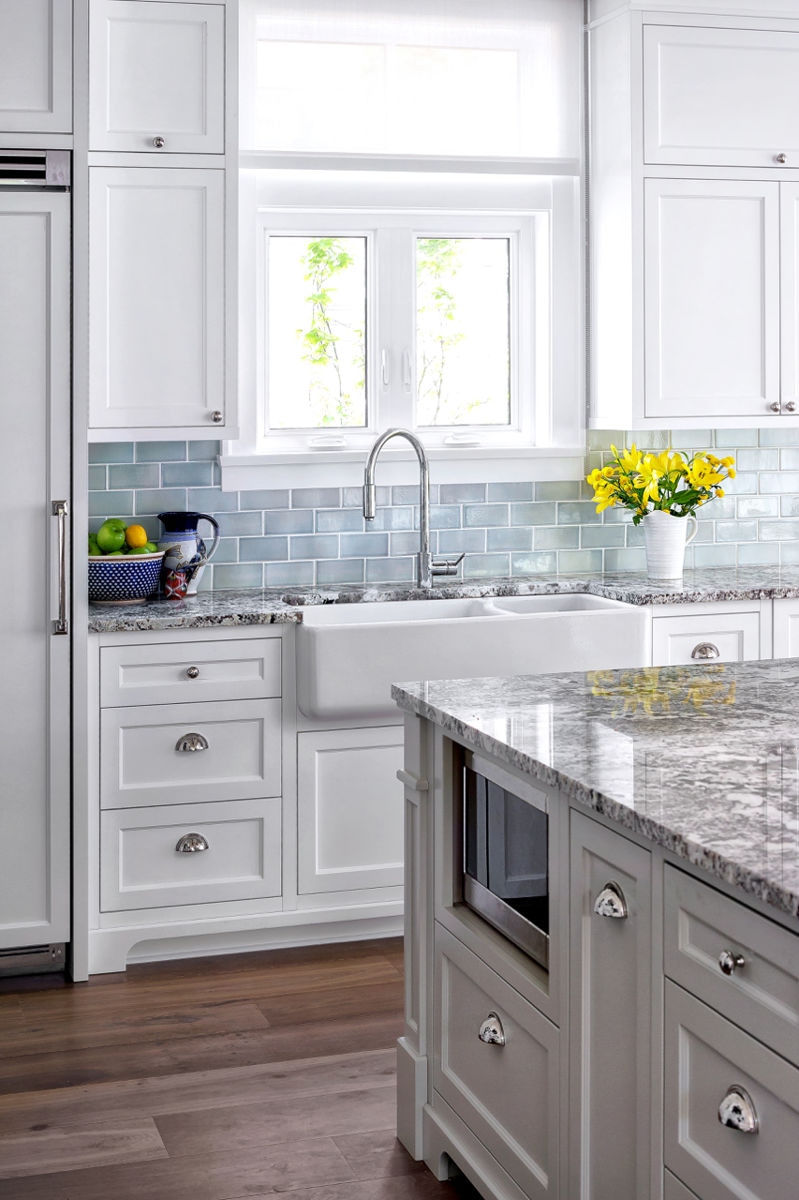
[589,3,799,431]
[643,25,799,169]
[0,0,72,133]
[89,0,225,153]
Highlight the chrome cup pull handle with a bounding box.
[478,1012,506,1046]
[718,1085,759,1134]
[175,732,209,753]
[691,642,720,660]
[52,499,69,635]
[175,832,209,853]
[593,880,628,919]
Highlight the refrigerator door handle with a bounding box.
[52,499,69,635]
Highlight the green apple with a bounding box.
[96,519,127,553]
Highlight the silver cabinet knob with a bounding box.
[770,401,782,412]
[718,1085,759,1134]
[175,832,209,853]
[775,152,788,164]
[691,642,720,660]
[153,136,165,149]
[593,880,628,919]
[186,665,200,679]
[785,401,797,413]
[718,949,746,976]
[478,1012,506,1046]
[211,410,223,423]
[175,731,209,752]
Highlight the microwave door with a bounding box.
[486,783,548,901]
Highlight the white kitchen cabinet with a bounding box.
[297,726,405,895]
[88,166,226,432]
[643,23,799,169]
[89,0,224,154]
[0,0,72,134]
[772,597,799,657]
[651,600,769,666]
[568,811,653,1200]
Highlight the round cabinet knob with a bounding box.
[785,401,797,413]
[211,410,223,423]
[153,136,166,149]
[593,880,628,919]
[175,731,209,753]
[175,832,210,853]
[718,1085,759,1134]
[770,401,782,412]
[186,665,200,679]
[478,1012,506,1046]
[718,949,746,976]
[775,152,788,164]
[691,642,720,661]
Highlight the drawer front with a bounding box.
[664,866,799,1066]
[100,637,282,706]
[433,924,559,1200]
[664,981,799,1200]
[101,699,281,809]
[651,612,761,666]
[100,797,281,911]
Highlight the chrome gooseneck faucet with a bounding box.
[363,427,465,589]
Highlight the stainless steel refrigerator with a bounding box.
[0,150,71,973]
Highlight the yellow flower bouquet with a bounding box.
[586,445,736,525]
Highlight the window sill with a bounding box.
[219,445,587,492]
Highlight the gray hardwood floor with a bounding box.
[0,938,478,1199]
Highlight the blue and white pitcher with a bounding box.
[157,511,220,595]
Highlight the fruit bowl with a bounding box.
[88,551,166,605]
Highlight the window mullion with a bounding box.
[375,225,415,430]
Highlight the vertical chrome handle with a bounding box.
[381,348,391,387]
[52,499,69,635]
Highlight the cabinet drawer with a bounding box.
[100,797,281,911]
[433,924,559,1200]
[100,638,282,706]
[664,866,799,1067]
[664,981,799,1200]
[100,699,281,809]
[651,609,761,666]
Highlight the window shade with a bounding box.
[246,0,582,160]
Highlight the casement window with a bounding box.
[227,0,584,485]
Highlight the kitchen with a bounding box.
[1,1,798,1198]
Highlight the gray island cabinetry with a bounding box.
[393,661,799,1200]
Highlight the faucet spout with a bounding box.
[363,427,463,588]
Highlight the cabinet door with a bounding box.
[644,179,780,421]
[569,811,653,1200]
[0,191,70,949]
[780,184,799,415]
[772,597,799,659]
[89,167,225,431]
[643,25,799,169]
[651,606,763,666]
[0,0,72,133]
[90,0,224,153]
[297,727,404,895]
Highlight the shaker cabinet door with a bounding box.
[89,167,225,432]
[0,0,72,133]
[89,0,224,153]
[644,178,780,422]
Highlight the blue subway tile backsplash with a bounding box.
[87,430,799,590]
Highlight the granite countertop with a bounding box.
[87,564,799,632]
[392,658,799,925]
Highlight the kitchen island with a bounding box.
[392,659,799,1200]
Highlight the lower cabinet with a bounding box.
[432,924,560,1200]
[651,600,769,666]
[568,811,653,1200]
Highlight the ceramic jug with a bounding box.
[156,511,220,595]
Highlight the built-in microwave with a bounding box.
[461,753,549,969]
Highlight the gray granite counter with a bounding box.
[392,658,799,924]
[86,564,799,632]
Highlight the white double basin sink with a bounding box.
[295,592,650,720]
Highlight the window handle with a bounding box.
[402,348,412,391]
[381,349,391,387]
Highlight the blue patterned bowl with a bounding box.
[88,551,166,604]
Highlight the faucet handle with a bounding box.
[431,552,465,577]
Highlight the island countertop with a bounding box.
[392,658,799,925]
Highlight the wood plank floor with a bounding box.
[0,938,480,1199]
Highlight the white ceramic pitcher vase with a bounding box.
[641,509,698,581]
